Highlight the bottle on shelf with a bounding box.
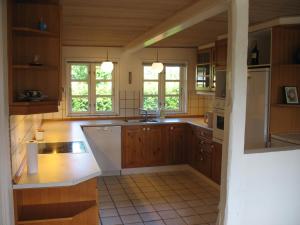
[251,41,259,65]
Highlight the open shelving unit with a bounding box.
[7,0,61,115]
[269,25,300,133]
[13,178,99,225]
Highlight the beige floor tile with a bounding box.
[140,212,161,222]
[164,218,186,225]
[176,208,197,217]
[169,202,190,210]
[153,203,173,211]
[112,194,129,201]
[200,213,218,223]
[158,210,179,220]
[183,215,205,225]
[142,186,157,192]
[132,198,151,206]
[100,208,119,218]
[124,223,144,225]
[164,195,183,203]
[100,201,115,209]
[100,195,113,203]
[186,200,205,208]
[115,200,133,208]
[135,204,155,213]
[202,198,219,206]
[99,171,220,225]
[193,205,217,215]
[155,185,171,191]
[101,216,123,225]
[117,206,138,216]
[121,214,143,224]
[144,220,165,225]
[150,197,167,204]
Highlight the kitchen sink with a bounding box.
[38,141,87,154]
[125,119,160,123]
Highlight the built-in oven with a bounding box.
[213,98,225,143]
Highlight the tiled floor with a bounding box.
[99,171,220,225]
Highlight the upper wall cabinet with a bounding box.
[196,48,216,94]
[215,39,227,70]
[248,29,271,68]
[269,25,300,133]
[7,0,61,115]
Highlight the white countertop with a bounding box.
[13,117,209,189]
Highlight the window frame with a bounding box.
[66,61,119,116]
[141,63,187,114]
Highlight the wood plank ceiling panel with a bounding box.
[61,0,200,46]
[61,0,300,48]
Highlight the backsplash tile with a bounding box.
[10,114,42,176]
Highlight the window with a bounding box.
[67,62,118,115]
[142,64,186,113]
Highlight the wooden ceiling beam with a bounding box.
[123,0,228,53]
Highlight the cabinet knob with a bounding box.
[201,131,204,136]
[200,156,204,161]
[147,127,150,131]
[142,128,146,131]
[170,126,174,130]
[211,144,214,149]
[200,149,204,153]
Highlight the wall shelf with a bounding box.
[17,201,96,225]
[10,100,59,115]
[13,64,58,70]
[272,104,300,108]
[13,27,59,37]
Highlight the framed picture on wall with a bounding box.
[283,86,299,104]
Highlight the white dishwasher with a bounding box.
[83,126,121,176]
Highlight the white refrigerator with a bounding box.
[245,68,270,149]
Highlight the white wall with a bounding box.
[222,1,300,225]
[0,0,15,224]
[43,46,214,119]
[242,150,300,225]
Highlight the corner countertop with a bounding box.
[13,117,210,190]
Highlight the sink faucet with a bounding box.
[139,108,148,121]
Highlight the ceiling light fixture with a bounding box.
[152,49,164,74]
[101,48,114,73]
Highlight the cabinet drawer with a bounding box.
[192,125,212,140]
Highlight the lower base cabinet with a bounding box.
[13,178,99,225]
[122,123,222,184]
[211,142,222,184]
[122,125,166,168]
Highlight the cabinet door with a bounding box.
[168,124,186,164]
[196,138,212,178]
[145,126,166,166]
[215,39,227,69]
[211,142,222,184]
[122,126,146,168]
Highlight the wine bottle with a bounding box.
[251,41,259,65]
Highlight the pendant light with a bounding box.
[101,48,114,73]
[152,49,164,74]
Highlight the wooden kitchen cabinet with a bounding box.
[215,39,227,70]
[166,124,186,164]
[146,125,166,166]
[122,125,166,168]
[188,125,214,179]
[211,142,222,184]
[122,126,146,168]
[13,178,98,225]
[7,0,61,115]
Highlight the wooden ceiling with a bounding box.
[62,0,199,47]
[62,0,300,48]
